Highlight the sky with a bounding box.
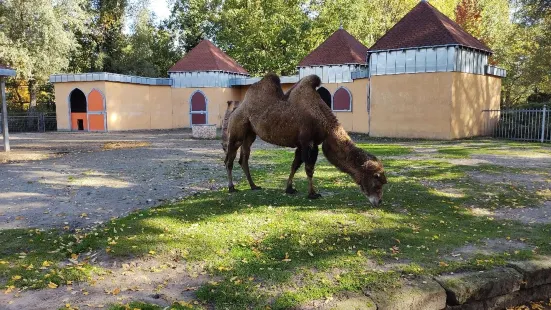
[149,0,171,21]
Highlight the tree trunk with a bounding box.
[28,79,37,109]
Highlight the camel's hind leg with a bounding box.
[302,144,321,199]
[225,140,242,193]
[238,134,261,190]
[285,147,303,194]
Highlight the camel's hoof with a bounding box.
[308,193,322,199]
[228,186,239,193]
[251,186,262,191]
[285,187,298,194]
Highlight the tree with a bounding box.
[0,0,87,107]
[214,0,314,76]
[118,8,180,77]
[168,0,222,53]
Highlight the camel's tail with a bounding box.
[222,100,240,154]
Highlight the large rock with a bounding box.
[365,277,447,310]
[299,292,376,310]
[508,256,551,288]
[435,268,523,305]
[446,283,551,310]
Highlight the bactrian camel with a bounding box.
[222,73,387,207]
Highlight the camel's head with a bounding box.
[357,159,387,207]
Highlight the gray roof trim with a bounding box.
[168,70,250,76]
[351,70,369,80]
[0,68,17,77]
[229,75,299,86]
[368,44,492,55]
[297,63,368,68]
[485,65,507,78]
[49,72,173,86]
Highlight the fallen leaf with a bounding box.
[11,275,22,281]
[112,287,121,295]
[48,282,58,289]
[148,250,156,255]
[42,261,52,267]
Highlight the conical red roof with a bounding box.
[298,29,369,67]
[169,40,249,74]
[370,1,491,53]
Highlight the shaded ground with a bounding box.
[0,134,550,310]
[0,130,234,230]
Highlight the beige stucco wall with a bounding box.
[370,72,454,139]
[451,72,501,139]
[171,87,241,128]
[320,79,369,133]
[54,82,107,130]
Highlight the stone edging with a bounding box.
[300,256,551,310]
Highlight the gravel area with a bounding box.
[0,130,242,230]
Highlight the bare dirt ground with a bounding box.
[0,130,240,230]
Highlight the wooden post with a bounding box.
[1,76,10,152]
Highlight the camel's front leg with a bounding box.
[239,135,261,190]
[285,147,303,194]
[302,144,321,199]
[225,141,241,192]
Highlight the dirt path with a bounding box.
[0,130,235,230]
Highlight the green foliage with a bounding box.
[214,0,314,76]
[117,9,180,77]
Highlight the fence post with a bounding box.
[542,105,547,143]
[39,113,45,132]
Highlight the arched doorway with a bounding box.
[317,87,331,108]
[88,89,106,132]
[69,89,87,131]
[190,91,207,125]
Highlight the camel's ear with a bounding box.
[227,101,233,106]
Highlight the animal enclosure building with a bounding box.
[50,1,505,139]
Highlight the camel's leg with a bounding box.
[238,134,261,190]
[225,140,242,193]
[285,148,303,194]
[302,144,321,199]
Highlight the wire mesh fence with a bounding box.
[0,112,57,133]
[482,106,550,142]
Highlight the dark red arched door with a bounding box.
[190,91,207,125]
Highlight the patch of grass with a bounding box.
[2,140,550,309]
[435,140,551,158]
[107,301,202,310]
[102,141,151,150]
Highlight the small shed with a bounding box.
[367,0,505,139]
[1,64,16,152]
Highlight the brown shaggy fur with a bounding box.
[223,73,387,204]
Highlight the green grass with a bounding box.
[2,140,551,309]
[435,140,551,158]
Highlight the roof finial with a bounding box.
[339,18,343,29]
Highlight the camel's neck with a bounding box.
[322,126,364,182]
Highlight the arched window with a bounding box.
[69,89,87,113]
[190,90,207,125]
[332,87,352,111]
[317,87,331,108]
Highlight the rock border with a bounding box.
[302,256,551,310]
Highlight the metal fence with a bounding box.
[0,112,57,133]
[482,106,550,142]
